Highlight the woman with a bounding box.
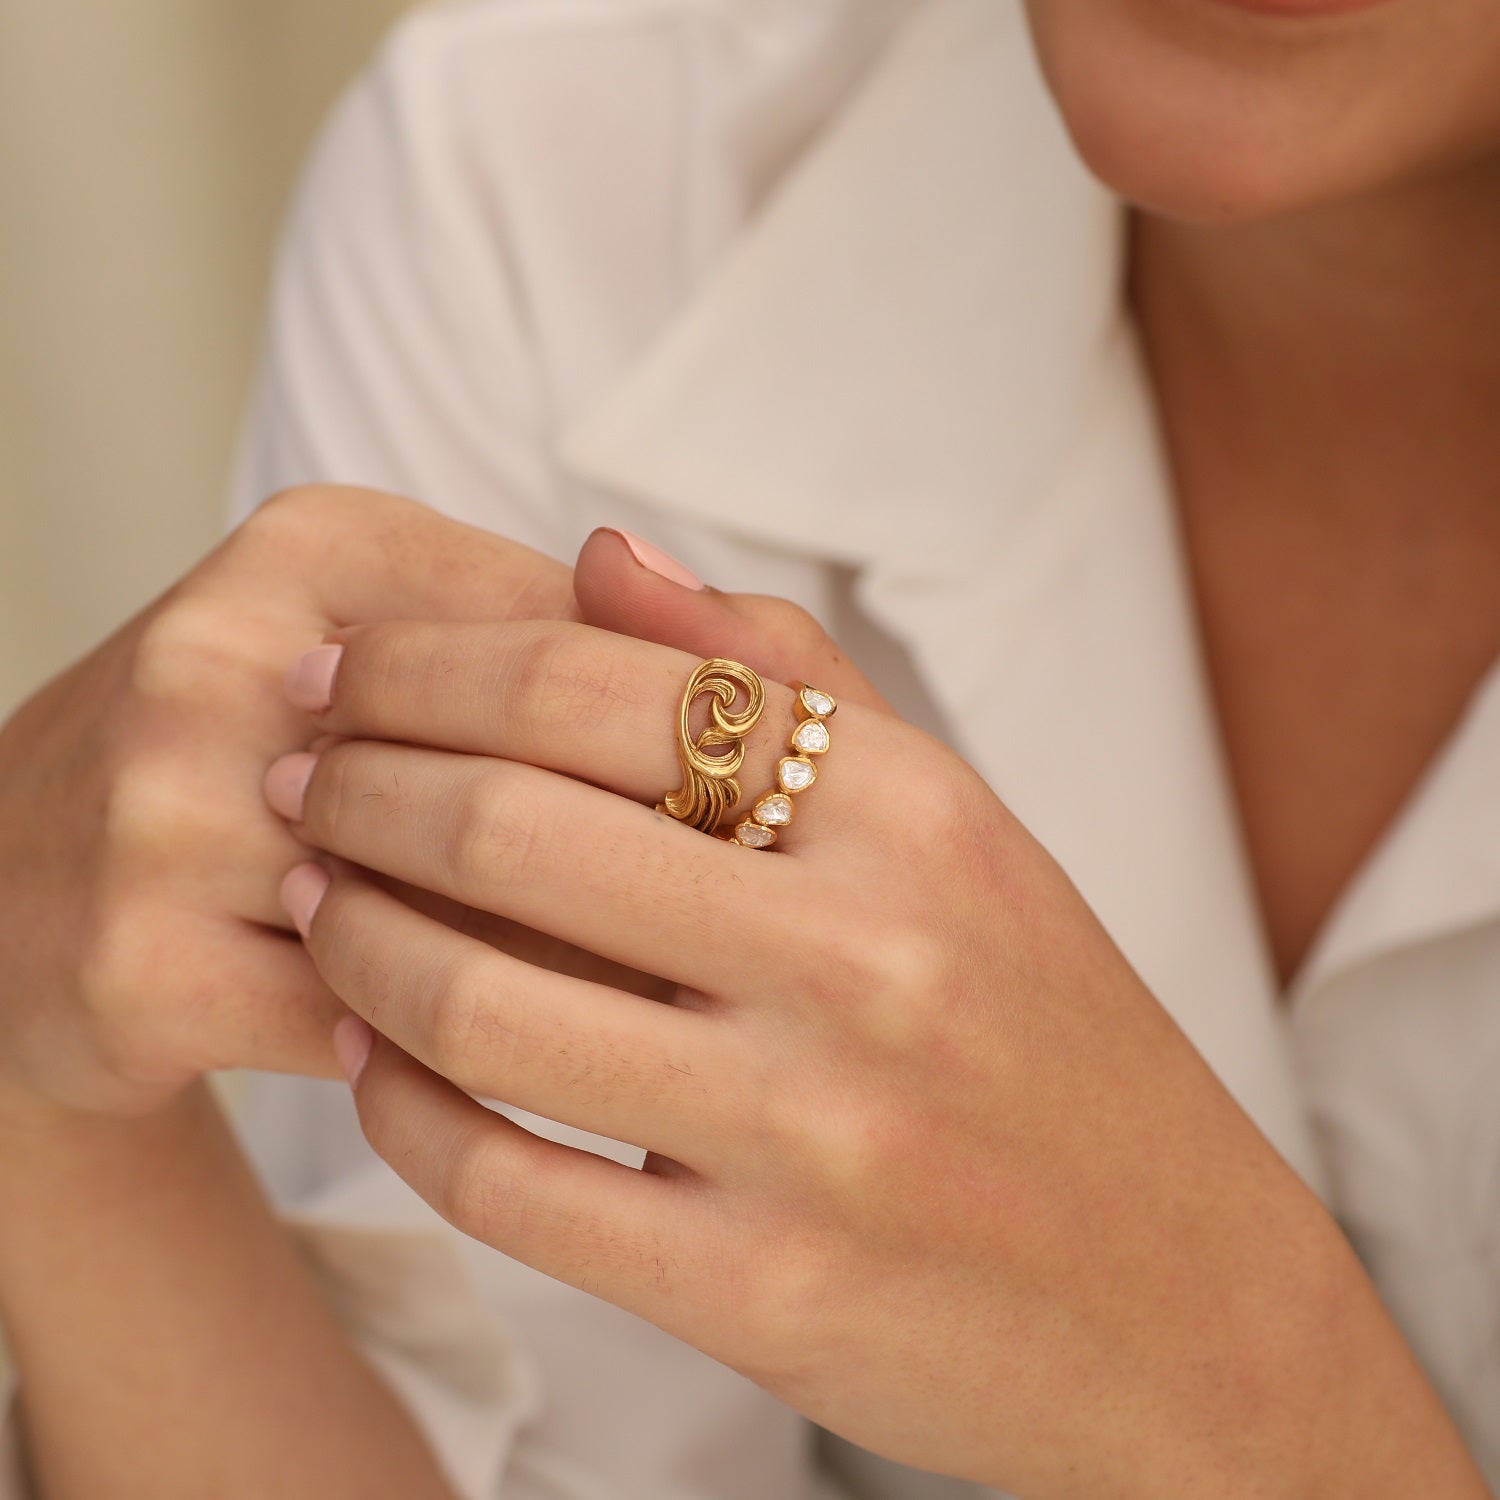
[1,0,1497,1494]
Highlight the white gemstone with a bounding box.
[800,687,835,718]
[778,756,817,792]
[756,794,794,826]
[735,822,776,848]
[791,720,830,754]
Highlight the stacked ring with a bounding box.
[657,658,767,834]
[728,683,837,848]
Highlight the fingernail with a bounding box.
[285,644,344,712]
[279,862,330,939]
[332,1015,373,1086]
[609,529,705,590]
[263,751,318,821]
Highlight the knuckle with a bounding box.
[128,598,234,704]
[749,1071,809,1171]
[756,597,825,656]
[239,484,406,559]
[501,629,569,712]
[865,926,956,1046]
[897,765,977,846]
[244,483,343,538]
[75,900,141,1025]
[500,626,633,737]
[100,756,198,863]
[90,1001,178,1087]
[806,909,918,998]
[865,923,953,1008]
[447,769,547,894]
[75,901,188,1073]
[749,1032,912,1206]
[806,910,953,1050]
[717,1227,842,1383]
[435,1126,514,1240]
[427,952,526,1080]
[812,1089,910,1196]
[506,563,576,624]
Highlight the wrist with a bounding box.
[0,1080,213,1209]
[0,1082,232,1335]
[1235,1207,1487,1499]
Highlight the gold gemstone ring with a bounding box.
[657,658,767,833]
[728,684,836,849]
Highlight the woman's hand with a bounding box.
[268,615,1465,1499]
[0,486,577,1121]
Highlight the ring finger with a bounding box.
[286,738,808,994]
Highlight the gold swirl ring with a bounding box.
[727,683,836,849]
[657,658,767,833]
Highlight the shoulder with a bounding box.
[287,0,905,330]
[301,0,884,238]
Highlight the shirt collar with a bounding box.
[556,0,1122,575]
[1292,664,1500,1006]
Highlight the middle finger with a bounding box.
[291,740,806,994]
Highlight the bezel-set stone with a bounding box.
[798,686,836,719]
[778,756,817,793]
[790,719,830,755]
[754,793,794,826]
[723,688,833,850]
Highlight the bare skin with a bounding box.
[1130,156,1500,985]
[1025,0,1500,990]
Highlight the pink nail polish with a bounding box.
[279,862,330,939]
[263,751,318,822]
[285,644,344,712]
[611,530,705,591]
[332,1015,374,1086]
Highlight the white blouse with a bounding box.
[6,0,1498,1493]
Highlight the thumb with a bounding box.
[573,528,892,712]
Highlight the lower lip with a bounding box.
[1207,0,1392,15]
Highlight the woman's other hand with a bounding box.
[0,485,578,1122]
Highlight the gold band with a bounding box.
[727,683,836,848]
[657,658,767,833]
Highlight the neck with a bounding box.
[1128,151,1500,521]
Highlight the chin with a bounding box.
[1020,0,1497,225]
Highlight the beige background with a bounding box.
[0,0,421,717]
